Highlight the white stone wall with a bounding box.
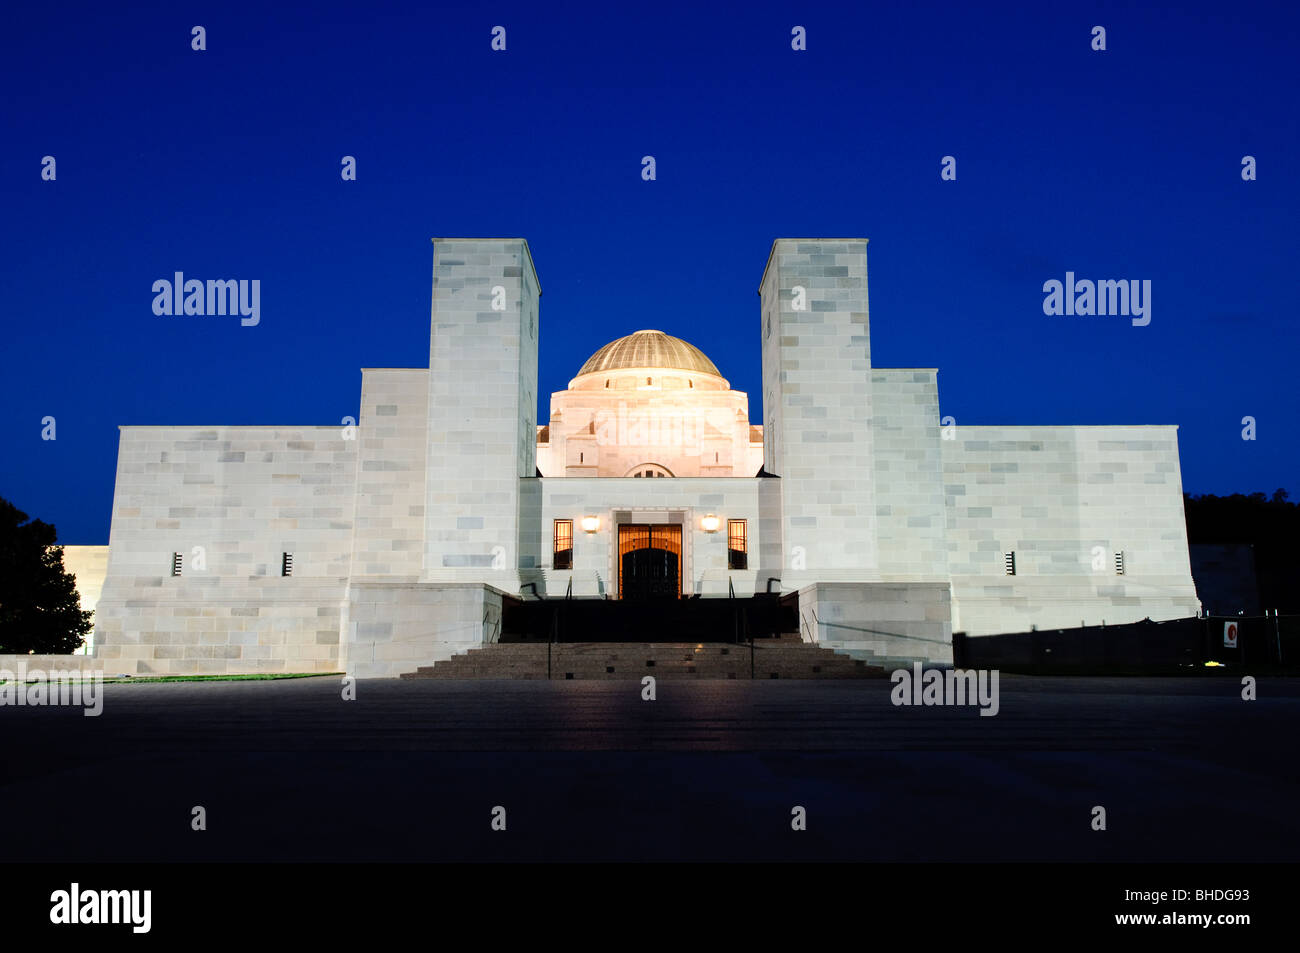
[943,425,1201,634]
[342,582,503,678]
[760,239,878,583]
[798,582,953,665]
[351,368,428,581]
[424,239,539,588]
[93,425,356,674]
[760,261,783,474]
[745,431,764,477]
[0,655,107,674]
[872,370,948,581]
[525,477,773,598]
[518,259,540,480]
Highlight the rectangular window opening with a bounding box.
[728,519,748,571]
[553,519,573,570]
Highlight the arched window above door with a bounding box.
[626,463,674,478]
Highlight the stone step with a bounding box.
[400,641,888,679]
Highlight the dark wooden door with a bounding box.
[618,524,681,599]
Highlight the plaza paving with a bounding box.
[1,675,1295,861]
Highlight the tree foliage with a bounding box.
[0,495,94,654]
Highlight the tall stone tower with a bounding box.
[423,238,540,588]
[759,239,879,586]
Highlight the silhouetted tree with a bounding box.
[0,496,93,654]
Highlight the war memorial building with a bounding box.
[71,238,1200,677]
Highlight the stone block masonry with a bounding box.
[760,240,879,585]
[424,239,540,590]
[92,425,356,674]
[57,236,1201,677]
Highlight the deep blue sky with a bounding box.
[3,0,1296,543]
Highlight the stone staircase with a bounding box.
[400,640,887,680]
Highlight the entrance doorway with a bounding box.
[618,524,682,599]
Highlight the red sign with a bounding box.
[1223,622,1239,648]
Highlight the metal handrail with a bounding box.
[809,609,951,645]
[547,608,556,679]
[748,608,755,678]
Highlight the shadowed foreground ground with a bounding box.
[1,675,1295,862]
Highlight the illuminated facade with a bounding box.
[79,238,1200,677]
